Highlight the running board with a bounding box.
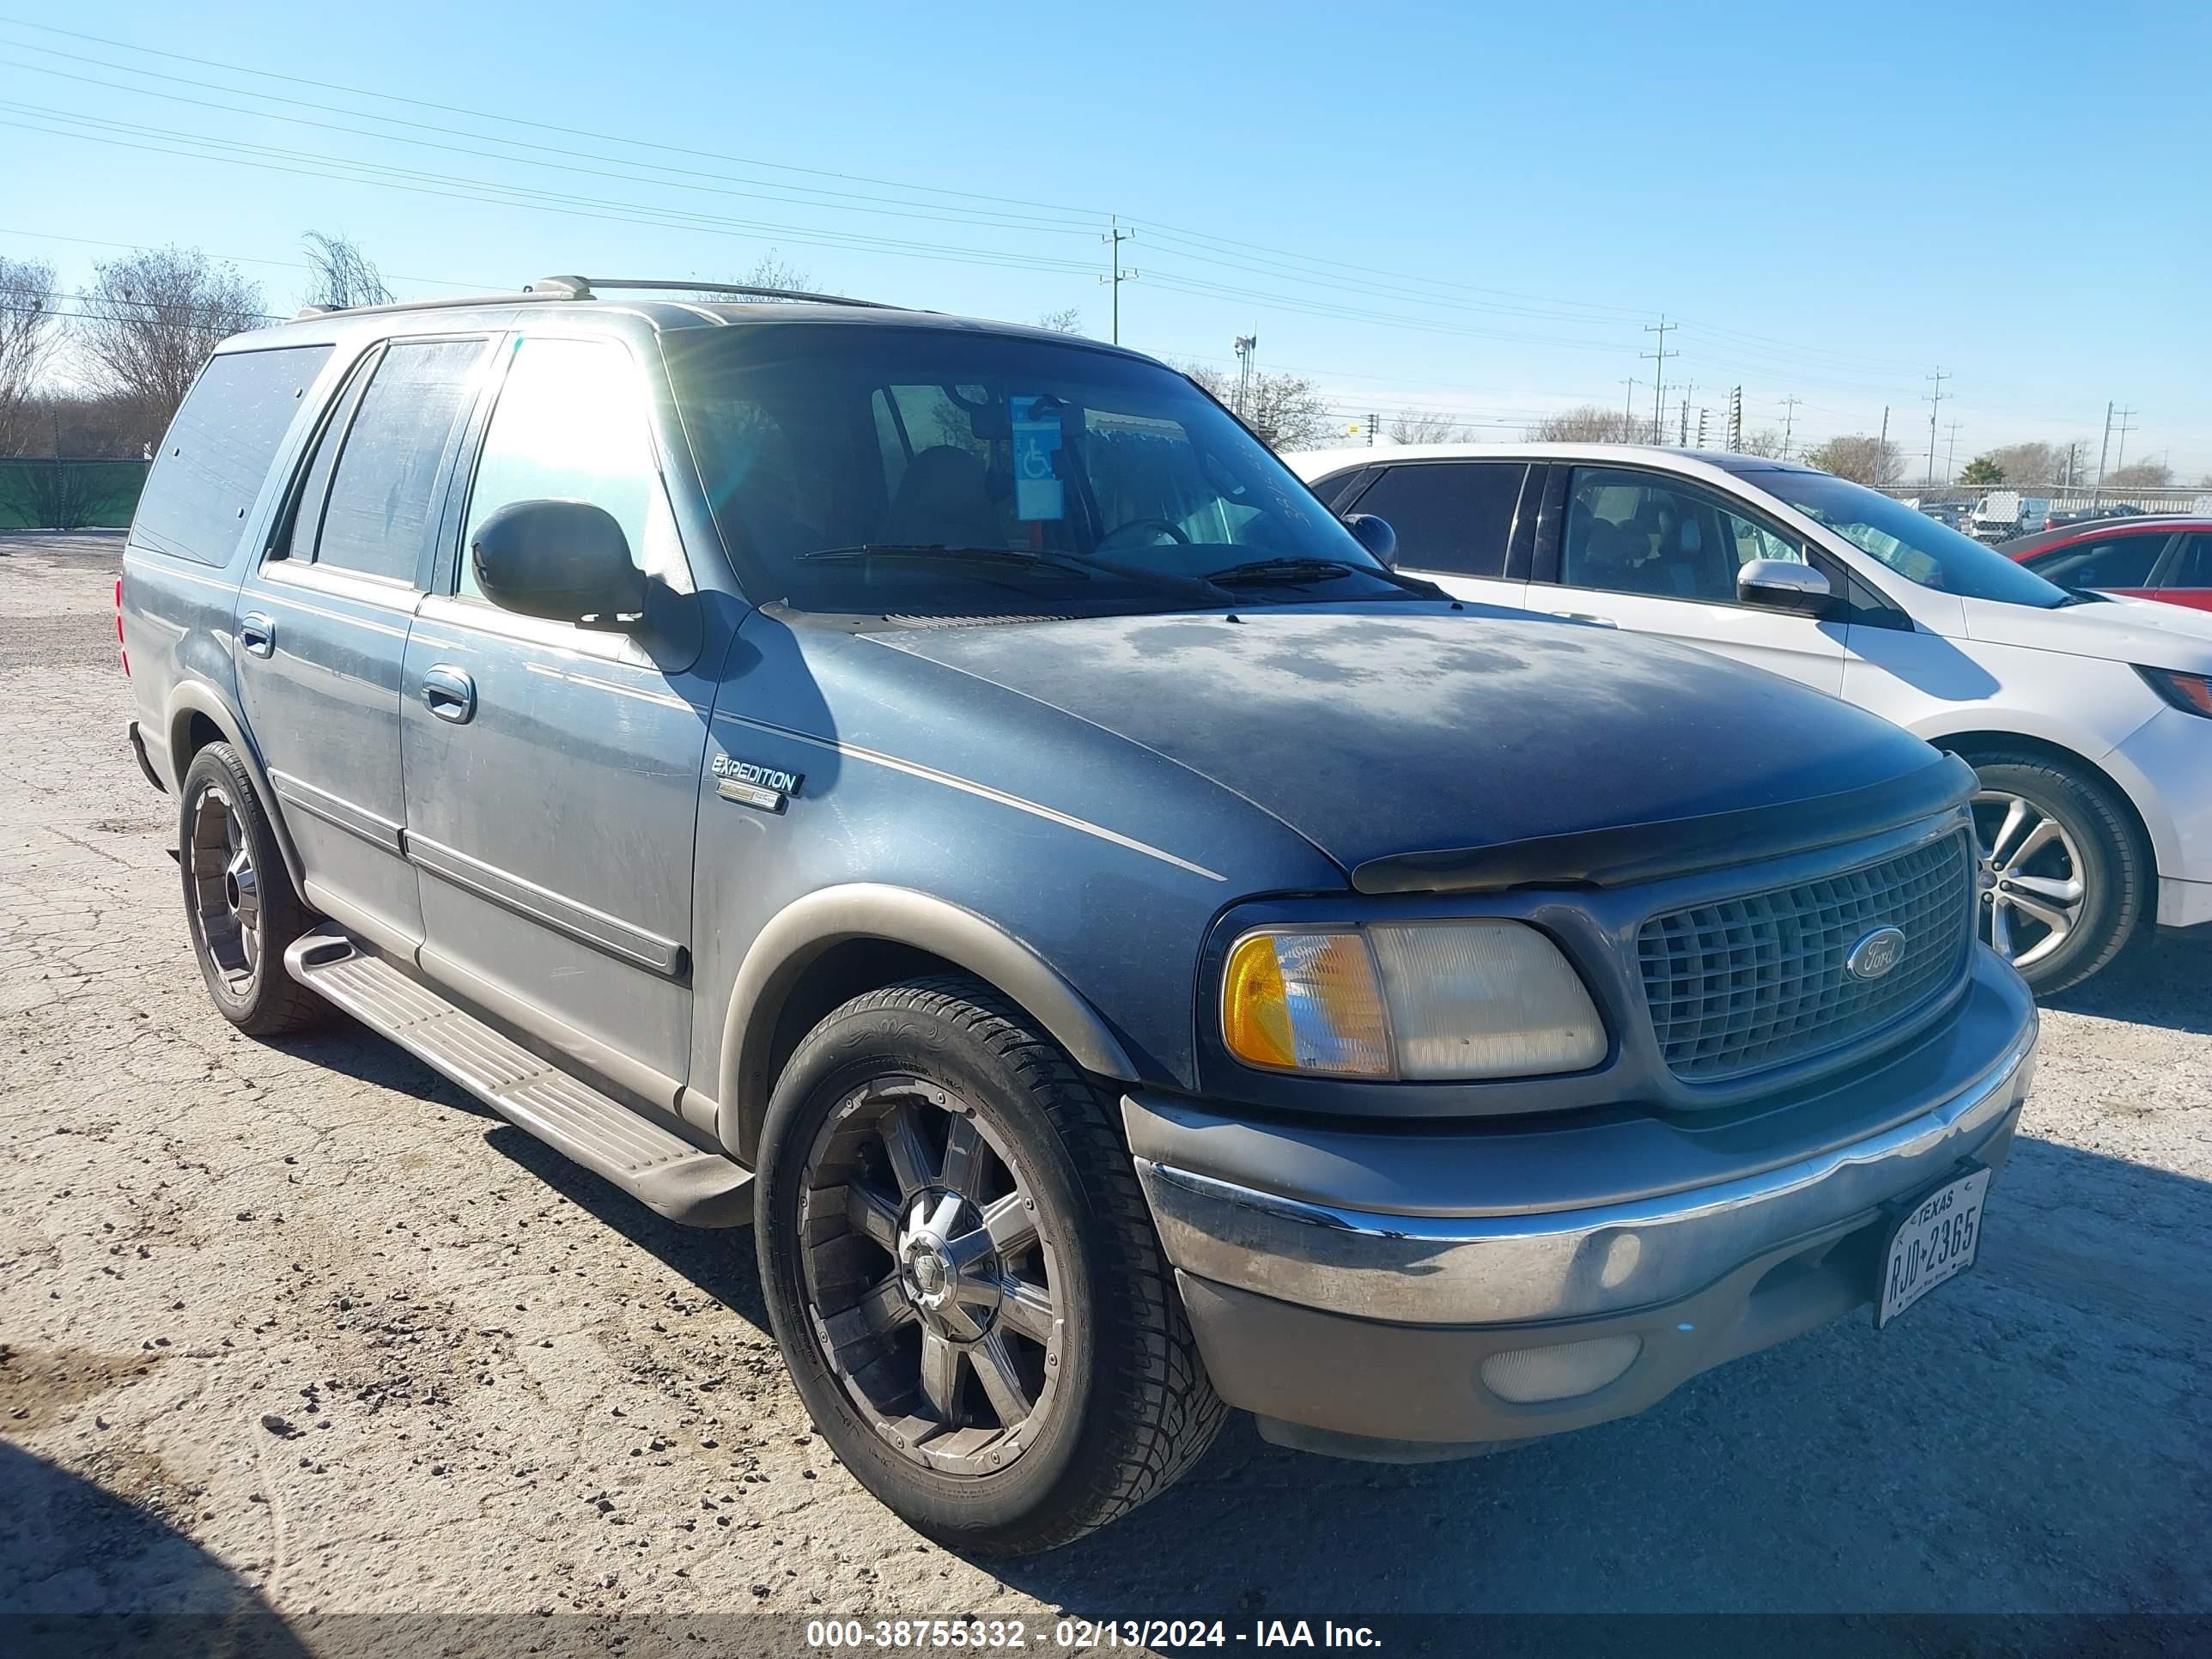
[283,927,752,1227]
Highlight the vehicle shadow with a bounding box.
[0,1441,311,1656]
[969,1133,2212,1615]
[2039,927,2212,1036]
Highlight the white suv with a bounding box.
[1290,443,2212,993]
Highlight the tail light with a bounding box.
[114,576,129,677]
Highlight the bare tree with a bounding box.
[1528,404,1644,443]
[0,256,62,456]
[1182,363,1331,452]
[1033,307,1083,335]
[1805,434,1904,487]
[1387,408,1462,445]
[301,230,394,311]
[1736,427,1785,459]
[76,249,267,444]
[1975,441,2061,488]
[2105,459,2172,489]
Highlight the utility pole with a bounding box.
[1943,420,1962,483]
[2093,401,2114,504]
[1622,377,1638,432]
[1676,386,1693,447]
[1728,386,1743,452]
[1231,334,1258,421]
[1641,316,1675,444]
[1780,395,1802,460]
[1100,216,1137,345]
[1694,406,1710,448]
[1878,405,1890,487]
[2112,406,2138,474]
[1365,412,1377,448]
[1923,368,1948,487]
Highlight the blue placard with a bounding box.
[1010,395,1066,521]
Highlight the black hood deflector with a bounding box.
[1352,750,1977,894]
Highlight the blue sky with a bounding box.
[4,1,2208,477]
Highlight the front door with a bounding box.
[234,336,490,951]
[1340,459,1532,609]
[400,332,718,1103]
[1528,464,1850,696]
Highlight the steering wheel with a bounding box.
[1096,518,1189,552]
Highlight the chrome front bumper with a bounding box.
[1127,950,2038,1450]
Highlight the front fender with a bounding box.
[714,883,1139,1159]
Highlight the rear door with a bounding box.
[2154,532,2212,611]
[1334,459,1531,609]
[400,331,718,1104]
[234,335,491,951]
[1526,464,1850,695]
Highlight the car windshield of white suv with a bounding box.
[1751,471,2077,609]
[663,324,1416,616]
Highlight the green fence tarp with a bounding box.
[0,459,150,530]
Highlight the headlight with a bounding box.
[1220,921,1607,1080]
[2136,665,2212,719]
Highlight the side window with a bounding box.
[1347,463,1526,577]
[2030,534,2166,590]
[461,337,692,601]
[1559,467,1800,604]
[2170,533,2212,588]
[278,351,376,565]
[131,345,332,565]
[314,339,484,584]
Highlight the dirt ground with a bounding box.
[3,532,2208,1647]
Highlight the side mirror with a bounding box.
[471,499,646,629]
[1736,558,1832,617]
[1343,512,1397,568]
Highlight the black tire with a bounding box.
[178,743,327,1036]
[1960,751,2146,996]
[755,975,1224,1555]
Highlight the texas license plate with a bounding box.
[1876,1165,1991,1328]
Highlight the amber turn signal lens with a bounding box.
[1220,931,1392,1077]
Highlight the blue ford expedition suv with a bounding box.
[119,278,2038,1553]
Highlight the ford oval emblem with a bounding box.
[1846,927,1908,981]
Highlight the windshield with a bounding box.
[1747,470,2075,609]
[661,324,1402,615]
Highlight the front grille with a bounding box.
[1638,831,1974,1083]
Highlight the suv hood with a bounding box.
[871,606,1954,878]
[1960,590,2212,668]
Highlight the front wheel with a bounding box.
[754,976,1224,1554]
[1964,753,2145,995]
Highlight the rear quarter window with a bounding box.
[131,345,333,566]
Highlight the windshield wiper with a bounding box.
[801,543,1230,601]
[1202,556,1444,599]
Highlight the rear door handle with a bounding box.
[420,665,477,724]
[238,612,276,657]
[1548,610,1619,628]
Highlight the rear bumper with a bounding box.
[1127,949,2037,1455]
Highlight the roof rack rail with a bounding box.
[556,276,899,309]
[289,284,584,323]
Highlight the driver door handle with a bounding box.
[420,665,477,724]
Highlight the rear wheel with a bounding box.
[179,743,326,1036]
[1963,753,2144,995]
[755,976,1224,1554]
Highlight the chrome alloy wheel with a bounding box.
[187,780,261,992]
[1972,787,2087,971]
[797,1076,1063,1476]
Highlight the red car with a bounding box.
[1999,516,2212,612]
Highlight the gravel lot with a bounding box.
[3,532,2207,1643]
